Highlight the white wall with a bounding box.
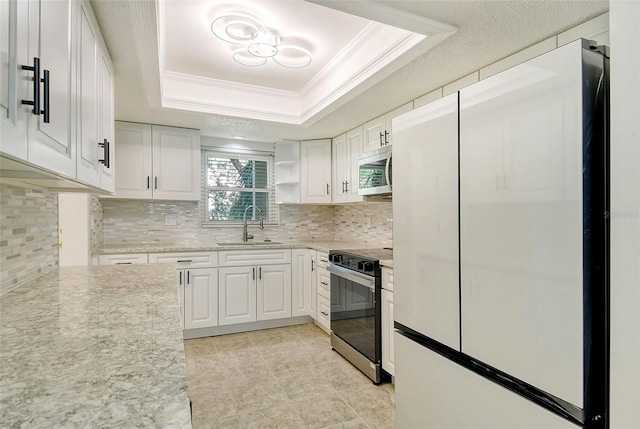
[609,2,640,428]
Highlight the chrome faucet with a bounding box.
[242,205,264,242]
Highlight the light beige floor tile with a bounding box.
[363,407,395,429]
[297,395,360,429]
[231,382,290,414]
[339,383,395,416]
[323,418,371,429]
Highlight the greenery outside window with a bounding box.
[202,149,277,226]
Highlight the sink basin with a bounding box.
[217,241,282,246]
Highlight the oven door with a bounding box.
[358,147,392,196]
[328,264,377,362]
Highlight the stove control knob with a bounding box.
[331,254,343,263]
[363,261,374,272]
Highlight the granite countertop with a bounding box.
[0,264,191,428]
[380,259,394,268]
[95,239,383,255]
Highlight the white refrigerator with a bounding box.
[392,39,609,429]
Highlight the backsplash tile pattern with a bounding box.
[334,202,393,247]
[0,182,58,294]
[100,200,337,247]
[90,195,103,251]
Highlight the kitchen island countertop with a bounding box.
[0,264,191,428]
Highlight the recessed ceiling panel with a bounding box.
[163,0,370,92]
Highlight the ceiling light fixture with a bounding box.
[211,13,311,68]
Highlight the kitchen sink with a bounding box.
[216,241,282,246]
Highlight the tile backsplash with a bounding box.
[0,182,58,293]
[97,199,392,249]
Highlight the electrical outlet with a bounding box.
[164,215,177,226]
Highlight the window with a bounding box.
[202,149,277,226]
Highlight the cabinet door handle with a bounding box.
[320,258,328,263]
[179,271,182,285]
[21,57,40,116]
[321,311,329,316]
[187,270,190,284]
[41,69,50,123]
[326,183,329,195]
[115,262,132,265]
[252,267,255,280]
[177,259,192,263]
[259,267,262,280]
[384,130,389,145]
[345,181,349,193]
[99,139,110,168]
[321,281,328,286]
[155,176,158,189]
[379,132,384,147]
[311,259,315,272]
[147,176,150,189]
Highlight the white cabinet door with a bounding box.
[114,122,153,198]
[257,264,291,321]
[26,0,76,178]
[362,114,385,152]
[331,133,348,202]
[393,93,460,351]
[310,251,317,318]
[183,267,218,330]
[346,126,363,202]
[300,139,332,203]
[218,266,256,326]
[76,1,100,187]
[291,249,311,317]
[98,47,114,192]
[0,0,29,159]
[152,125,201,201]
[381,289,395,375]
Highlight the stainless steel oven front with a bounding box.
[328,262,386,384]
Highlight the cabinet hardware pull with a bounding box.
[326,183,329,195]
[384,130,389,145]
[177,259,192,263]
[98,139,110,168]
[21,58,40,116]
[345,181,349,193]
[311,260,315,271]
[321,281,328,286]
[155,176,158,189]
[187,271,190,284]
[41,69,50,123]
[115,262,132,265]
[259,267,262,280]
[147,176,150,189]
[320,258,328,263]
[341,181,345,193]
[252,267,255,280]
[321,311,328,316]
[179,271,182,285]
[379,132,384,147]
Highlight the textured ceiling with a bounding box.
[90,0,608,143]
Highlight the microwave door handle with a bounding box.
[385,155,391,188]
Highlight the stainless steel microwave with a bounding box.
[358,145,392,196]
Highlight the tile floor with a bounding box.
[183,323,396,429]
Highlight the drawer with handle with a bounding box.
[98,253,148,265]
[148,252,218,268]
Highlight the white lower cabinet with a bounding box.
[218,249,293,327]
[315,251,331,333]
[291,249,314,317]
[179,267,218,330]
[98,253,148,265]
[382,289,395,376]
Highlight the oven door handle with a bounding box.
[328,264,375,290]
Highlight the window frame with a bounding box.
[200,147,279,227]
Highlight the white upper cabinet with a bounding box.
[332,127,363,203]
[98,46,115,193]
[300,139,332,203]
[362,102,413,152]
[113,122,201,200]
[26,0,76,178]
[0,0,114,192]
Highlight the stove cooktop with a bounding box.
[330,248,393,262]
